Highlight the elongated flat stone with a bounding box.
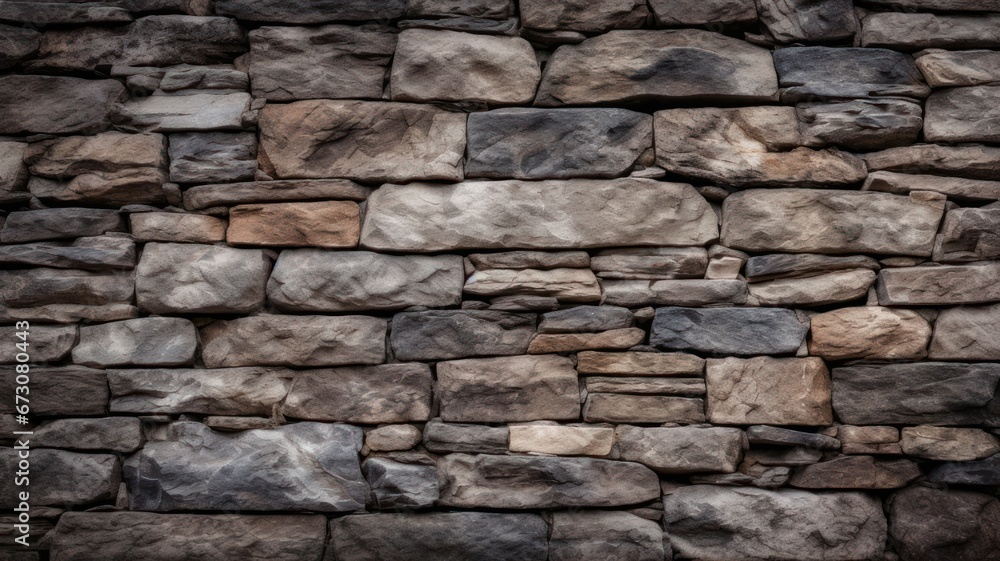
[916,50,1000,88]
[215,0,406,22]
[1,366,107,415]
[227,201,360,248]
[744,253,880,282]
[0,75,126,135]
[863,144,1000,181]
[1,208,124,243]
[583,394,705,423]
[423,420,509,455]
[798,98,922,151]
[0,449,119,508]
[757,0,857,43]
[520,0,647,32]
[747,426,840,450]
[862,13,1000,50]
[773,46,929,101]
[616,425,744,474]
[0,269,133,310]
[73,317,197,368]
[361,179,716,252]
[528,328,645,354]
[789,456,921,489]
[648,0,756,26]
[539,306,633,333]
[109,367,294,415]
[865,172,1000,202]
[129,213,227,243]
[877,263,1000,305]
[707,357,833,426]
[34,417,144,453]
[901,426,1000,461]
[930,304,1000,360]
[808,307,931,360]
[591,247,707,280]
[651,307,808,356]
[469,251,590,270]
[748,269,876,307]
[584,376,705,395]
[927,454,1000,486]
[925,86,1000,143]
[600,279,748,307]
[0,325,75,364]
[464,268,602,302]
[548,511,665,561]
[390,310,535,361]
[576,351,704,376]
[267,250,464,312]
[115,93,252,132]
[864,0,1000,9]
[0,237,136,270]
[183,179,371,210]
[721,189,946,256]
[282,364,433,423]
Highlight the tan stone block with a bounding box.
[227,201,360,248]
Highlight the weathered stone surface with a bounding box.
[889,486,1000,561]
[773,46,929,100]
[930,304,1000,360]
[116,93,252,133]
[0,325,75,364]
[917,49,1000,88]
[877,262,1000,305]
[928,454,1000,486]
[863,144,1000,181]
[390,310,534,361]
[933,206,1000,263]
[362,179,716,252]
[465,268,602,302]
[158,65,248,92]
[184,178,371,210]
[757,0,856,43]
[34,418,143,453]
[249,25,395,101]
[655,106,866,187]
[925,86,1000,144]
[799,99,923,151]
[228,201,359,248]
[0,23,38,69]
[747,425,840,450]
[692,467,791,489]
[126,421,368,512]
[0,140,28,198]
[136,243,271,314]
[745,253,880,282]
[216,0,406,23]
[652,307,808,356]
[439,454,659,508]
[202,315,386,368]
[648,0,756,26]
[469,251,590,270]
[283,364,433,424]
[602,279,748,307]
[267,250,464,312]
[809,307,931,360]
[837,425,901,455]
[584,394,705,423]
[902,426,1000,461]
[0,237,136,271]
[26,131,168,207]
[48,512,327,561]
[465,108,651,179]
[397,15,519,33]
[707,357,833,426]
[129,212,227,243]
[405,0,514,18]
[73,317,197,368]
[576,351,704,376]
[535,30,777,105]
[328,512,547,561]
[520,0,646,32]
[365,425,423,452]
[616,425,743,474]
[0,76,126,134]
[549,511,665,561]
[363,458,438,509]
[591,247,707,280]
[864,0,1000,9]
[0,449,119,508]
[423,420,509,454]
[508,424,614,456]
[721,189,946,256]
[538,306,633,333]
[664,486,887,561]
[754,446,823,466]
[259,100,465,182]
[832,362,1000,425]
[790,456,920,489]
[391,29,538,104]
[1,366,107,415]
[585,376,705,395]
[1,208,124,243]
[437,355,579,422]
[862,13,1000,51]
[0,268,133,317]
[109,367,292,415]
[749,269,877,307]
[168,132,256,184]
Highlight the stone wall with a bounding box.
[1,1,1000,560]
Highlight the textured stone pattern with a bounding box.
[1,1,999,560]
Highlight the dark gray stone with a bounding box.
[0,208,124,243]
[465,108,652,180]
[745,253,880,282]
[327,512,547,561]
[363,458,438,509]
[928,454,1000,486]
[549,511,665,561]
[648,0,756,26]
[832,362,1000,426]
[72,317,197,368]
[602,279,748,307]
[0,23,39,69]
[789,455,921,489]
[757,0,857,43]
[35,418,144,453]
[0,76,126,135]
[184,179,371,210]
[397,15,519,34]
[390,310,535,361]
[888,486,1000,561]
[0,237,135,270]
[861,13,1000,51]
[216,0,406,23]
[168,132,257,184]
[0,366,107,416]
[125,421,368,512]
[538,306,633,333]
[422,420,509,454]
[282,364,433,424]
[651,307,808,356]
[0,449,119,508]
[0,325,75,364]
[519,0,647,32]
[773,47,930,101]
[746,426,840,450]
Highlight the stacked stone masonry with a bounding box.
[2,0,1000,560]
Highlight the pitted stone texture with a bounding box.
[721,189,946,256]
[423,420,509,455]
[748,269,877,307]
[535,29,777,106]
[539,306,633,333]
[48,512,327,561]
[115,93,252,132]
[282,364,433,424]
[109,367,293,415]
[789,456,921,489]
[933,207,1000,263]
[72,317,197,368]
[745,253,880,282]
[438,454,660,509]
[157,65,248,91]
[866,172,1000,202]
[129,213,227,243]
[548,511,665,561]
[576,351,704,376]
[602,279,748,307]
[391,29,539,104]
[773,46,929,101]
[584,394,705,423]
[201,315,386,368]
[707,357,833,426]
[901,426,1000,461]
[1,208,124,243]
[361,179,717,252]
[267,250,464,312]
[925,86,1000,144]
[917,50,1000,88]
[591,247,707,280]
[466,108,652,180]
[877,262,1000,305]
[0,23,38,70]
[216,0,406,22]
[125,421,368,512]
[655,106,866,188]
[889,486,1000,561]
[615,425,743,474]
[437,354,579,422]
[465,268,602,302]
[0,366,107,416]
[832,362,1000,426]
[808,307,931,361]
[184,179,371,210]
[363,458,438,509]
[508,425,614,456]
[520,0,647,32]
[664,486,887,561]
[0,76,126,135]
[0,237,136,271]
[0,325,75,364]
[648,0,756,26]
[757,0,857,43]
[228,201,360,248]
[863,144,1000,181]
[328,513,547,561]
[34,417,144,453]
[390,310,535,361]
[651,307,808,356]
[249,25,395,101]
[136,243,271,314]
[0,268,133,318]
[259,100,466,183]
[0,449,119,508]
[931,304,1000,360]
[167,132,256,184]
[862,13,1000,51]
[798,98,923,151]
